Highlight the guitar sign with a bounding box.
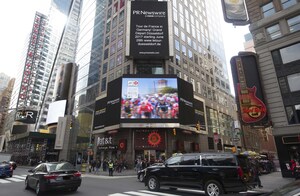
[236,57,267,123]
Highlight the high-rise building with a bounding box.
[37,0,82,129]
[0,73,11,95]
[72,0,240,165]
[245,0,300,177]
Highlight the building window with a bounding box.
[102,62,108,74]
[117,39,123,50]
[287,15,300,33]
[106,21,111,33]
[174,26,179,36]
[110,43,116,55]
[280,42,300,64]
[287,73,300,92]
[281,0,297,9]
[286,105,300,124]
[119,10,125,23]
[261,2,275,18]
[208,137,214,150]
[175,40,180,51]
[109,57,115,70]
[101,77,107,92]
[266,24,282,40]
[105,35,110,46]
[175,54,181,66]
[182,45,186,56]
[168,65,174,74]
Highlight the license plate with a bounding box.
[56,177,63,181]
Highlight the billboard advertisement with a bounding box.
[178,78,195,125]
[106,78,122,127]
[194,98,206,131]
[221,0,249,25]
[93,97,107,130]
[15,109,38,124]
[127,1,170,59]
[46,100,67,125]
[231,52,268,125]
[121,77,178,120]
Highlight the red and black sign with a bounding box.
[118,139,127,152]
[134,129,165,150]
[231,52,268,125]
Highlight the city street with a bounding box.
[0,166,294,196]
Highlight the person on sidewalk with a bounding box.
[251,159,263,188]
[95,159,101,174]
[108,160,114,176]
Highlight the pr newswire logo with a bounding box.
[133,10,166,18]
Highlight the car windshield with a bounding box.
[47,162,75,171]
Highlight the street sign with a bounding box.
[230,138,240,142]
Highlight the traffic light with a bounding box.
[173,128,176,136]
[69,119,73,129]
[196,121,201,131]
[232,146,237,153]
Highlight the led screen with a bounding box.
[121,78,178,119]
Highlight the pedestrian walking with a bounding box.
[250,159,263,188]
[95,159,101,174]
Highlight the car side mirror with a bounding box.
[28,169,33,173]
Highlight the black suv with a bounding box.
[144,153,253,196]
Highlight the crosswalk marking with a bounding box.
[13,175,26,180]
[0,179,11,184]
[0,174,27,184]
[5,177,24,182]
[139,190,183,196]
[109,190,183,196]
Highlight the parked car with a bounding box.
[144,153,254,196]
[25,162,82,195]
[0,161,13,177]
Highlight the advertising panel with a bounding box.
[106,78,122,127]
[178,78,195,125]
[46,100,67,125]
[231,52,268,125]
[15,109,38,124]
[121,77,178,120]
[194,98,206,131]
[221,0,249,25]
[134,129,165,150]
[128,1,170,59]
[93,97,107,130]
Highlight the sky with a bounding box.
[0,0,250,95]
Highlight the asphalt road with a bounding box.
[1,167,264,196]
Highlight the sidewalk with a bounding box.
[83,168,137,177]
[252,171,294,193]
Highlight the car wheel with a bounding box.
[204,180,224,196]
[35,182,42,196]
[138,174,144,182]
[147,176,160,192]
[25,178,29,190]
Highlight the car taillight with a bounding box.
[237,166,244,179]
[44,174,59,180]
[73,171,81,177]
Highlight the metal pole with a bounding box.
[87,110,94,172]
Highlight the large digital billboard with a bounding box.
[121,77,178,119]
[127,1,170,59]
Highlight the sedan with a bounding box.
[0,161,13,177]
[25,162,82,195]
